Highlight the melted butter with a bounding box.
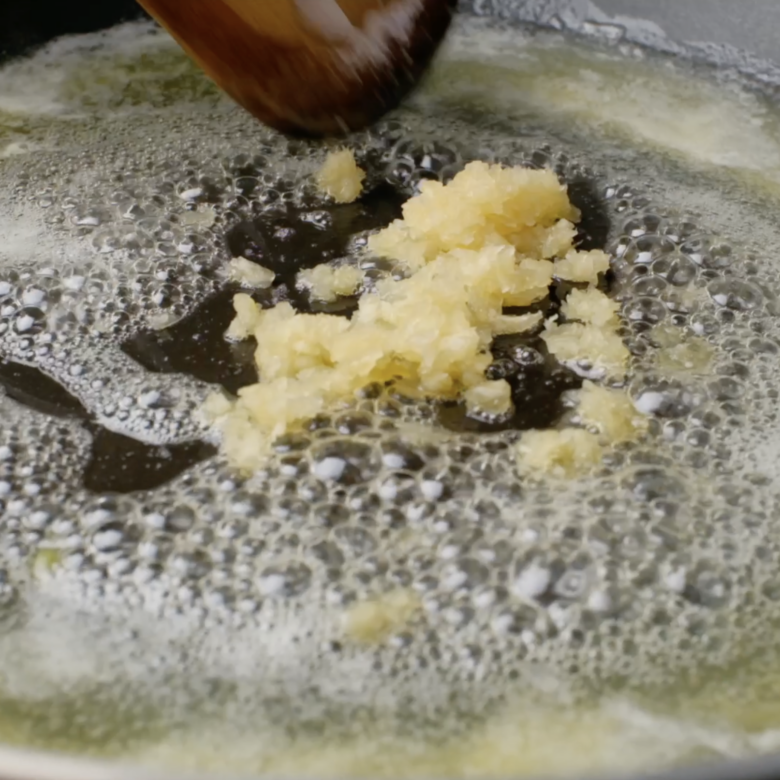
[134,660,780,778]
[3,12,780,780]
[429,19,780,191]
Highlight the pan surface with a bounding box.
[3,1,780,779]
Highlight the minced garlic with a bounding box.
[225,292,263,341]
[516,429,603,478]
[316,149,366,204]
[205,160,642,474]
[464,380,514,418]
[368,162,579,271]
[516,382,647,479]
[542,321,629,377]
[561,287,620,328]
[553,249,611,284]
[228,257,275,289]
[344,590,421,645]
[298,265,364,302]
[576,381,648,444]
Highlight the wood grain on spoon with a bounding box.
[135,0,456,136]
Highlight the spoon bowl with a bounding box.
[134,0,457,136]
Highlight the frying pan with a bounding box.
[2,1,780,779]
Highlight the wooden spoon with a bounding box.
[134,0,457,137]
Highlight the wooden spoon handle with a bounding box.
[217,0,399,42]
[214,1,310,45]
[136,0,456,136]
